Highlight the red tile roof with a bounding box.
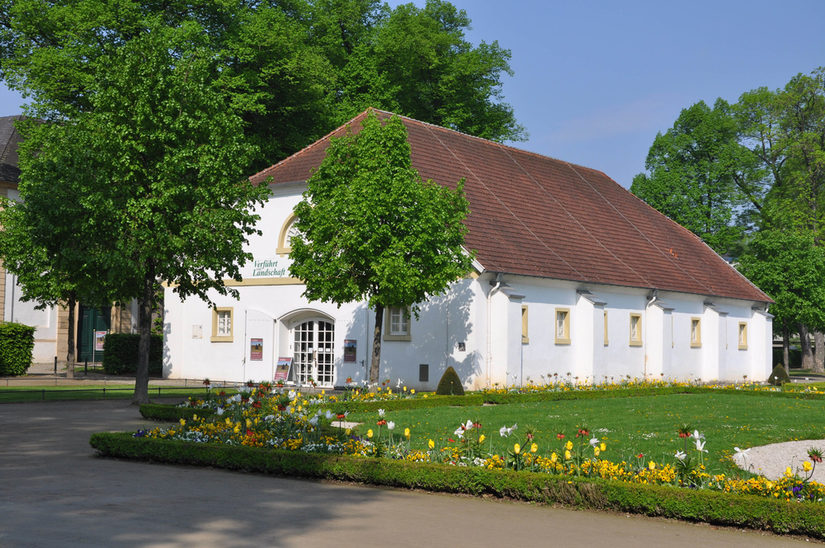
[250,109,771,303]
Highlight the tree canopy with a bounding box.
[632,66,825,370]
[0,0,524,173]
[289,112,473,382]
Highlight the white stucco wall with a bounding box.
[162,183,773,388]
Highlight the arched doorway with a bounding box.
[292,319,335,386]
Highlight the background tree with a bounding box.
[1,0,524,175]
[630,99,761,255]
[289,113,473,383]
[737,229,825,372]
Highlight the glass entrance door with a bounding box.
[293,320,334,386]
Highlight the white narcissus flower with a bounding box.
[216,407,224,416]
[464,419,474,431]
[589,437,600,447]
[674,450,687,461]
[378,409,385,418]
[387,421,395,430]
[695,438,707,452]
[499,423,518,437]
[693,429,704,440]
[454,427,465,438]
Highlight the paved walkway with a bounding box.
[0,400,817,547]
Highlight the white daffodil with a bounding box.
[454,427,465,438]
[387,421,395,430]
[693,429,705,440]
[464,419,474,431]
[396,378,403,388]
[216,407,225,416]
[674,450,687,461]
[499,423,518,437]
[378,408,385,418]
[695,438,707,452]
[589,437,600,447]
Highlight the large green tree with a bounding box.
[289,112,473,383]
[10,22,270,402]
[630,99,762,255]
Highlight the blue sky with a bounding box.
[2,1,824,188]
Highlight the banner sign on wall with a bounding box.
[344,339,356,362]
[250,338,263,361]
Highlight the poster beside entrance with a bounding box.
[275,357,292,382]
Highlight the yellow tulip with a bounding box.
[530,443,538,453]
[403,386,407,392]
[785,467,793,478]
[367,429,374,439]
[565,450,571,460]
[428,439,435,449]
[551,452,558,463]
[479,434,486,444]
[600,442,606,452]
[804,461,813,472]
[404,428,411,439]
[648,461,656,471]
[514,443,521,455]
[179,419,186,426]
[594,447,600,457]
[321,390,325,395]
[565,440,573,451]
[345,428,351,436]
[411,389,416,394]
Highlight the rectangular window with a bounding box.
[690,318,702,348]
[521,305,529,344]
[603,311,609,346]
[384,307,411,341]
[738,322,748,350]
[211,307,233,342]
[555,308,570,344]
[629,313,642,346]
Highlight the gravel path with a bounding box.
[733,439,825,481]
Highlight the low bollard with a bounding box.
[53,356,57,375]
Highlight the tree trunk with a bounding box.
[369,304,384,384]
[783,327,790,374]
[133,267,154,404]
[816,331,825,374]
[799,324,815,371]
[65,293,76,378]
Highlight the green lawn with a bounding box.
[348,393,825,470]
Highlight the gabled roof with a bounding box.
[0,115,23,185]
[251,109,771,303]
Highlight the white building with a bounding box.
[163,109,772,389]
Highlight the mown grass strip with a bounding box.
[89,432,825,539]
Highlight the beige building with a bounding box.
[0,115,135,366]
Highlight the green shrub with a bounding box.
[0,322,35,376]
[102,333,163,376]
[89,432,825,539]
[435,366,464,395]
[769,364,791,386]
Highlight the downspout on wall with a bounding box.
[486,272,503,387]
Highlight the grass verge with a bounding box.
[89,432,825,539]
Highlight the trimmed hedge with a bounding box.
[89,432,825,539]
[102,333,163,376]
[435,366,464,395]
[0,322,35,376]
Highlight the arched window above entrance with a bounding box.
[277,213,301,256]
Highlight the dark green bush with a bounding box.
[769,364,791,386]
[102,333,163,376]
[435,366,464,395]
[0,322,35,376]
[89,432,825,539]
